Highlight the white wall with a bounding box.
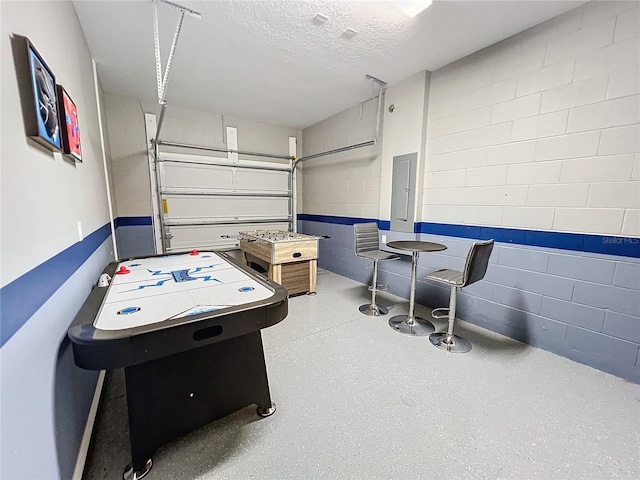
[104,94,301,256]
[296,0,640,383]
[0,1,114,478]
[1,5,112,286]
[424,0,639,235]
[300,97,382,218]
[103,93,150,218]
[158,107,299,160]
[379,71,430,222]
[296,2,639,236]
[104,94,301,219]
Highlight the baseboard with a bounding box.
[72,370,106,480]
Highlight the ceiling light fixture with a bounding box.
[388,0,433,18]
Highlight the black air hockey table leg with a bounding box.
[123,459,152,480]
[123,331,275,477]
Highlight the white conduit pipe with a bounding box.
[92,59,118,260]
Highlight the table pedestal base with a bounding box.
[389,315,435,336]
[360,304,389,316]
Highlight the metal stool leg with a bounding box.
[429,286,472,353]
[359,260,389,316]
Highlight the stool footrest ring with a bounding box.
[431,307,450,320]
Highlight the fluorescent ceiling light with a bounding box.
[388,0,433,18]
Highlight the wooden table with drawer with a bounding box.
[239,230,319,295]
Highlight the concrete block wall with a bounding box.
[424,1,639,236]
[103,93,155,259]
[299,97,382,219]
[300,219,639,382]
[378,71,430,223]
[103,93,151,219]
[298,1,639,382]
[102,94,299,258]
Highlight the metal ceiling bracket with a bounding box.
[151,0,201,141]
[157,0,201,19]
[366,74,387,142]
[293,74,387,171]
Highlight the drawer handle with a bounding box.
[293,252,302,258]
[193,325,223,341]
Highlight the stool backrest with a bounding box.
[462,239,494,287]
[354,223,380,255]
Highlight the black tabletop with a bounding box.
[387,240,447,253]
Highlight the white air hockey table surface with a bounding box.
[94,250,275,331]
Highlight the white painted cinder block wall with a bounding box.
[103,93,301,257]
[379,71,430,222]
[158,108,300,159]
[424,0,639,236]
[103,93,150,218]
[300,96,383,218]
[104,93,301,219]
[297,1,639,382]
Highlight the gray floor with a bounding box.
[83,269,640,480]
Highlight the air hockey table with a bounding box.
[68,249,288,480]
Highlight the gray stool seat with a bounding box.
[426,239,494,353]
[360,251,400,262]
[426,269,464,286]
[354,223,399,316]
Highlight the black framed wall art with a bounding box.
[12,34,62,151]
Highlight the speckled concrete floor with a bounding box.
[83,269,640,480]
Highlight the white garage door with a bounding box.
[156,151,292,252]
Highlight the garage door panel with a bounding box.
[168,222,290,251]
[164,195,289,218]
[235,169,289,192]
[163,163,234,189]
[156,151,293,253]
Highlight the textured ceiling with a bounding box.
[73,0,586,129]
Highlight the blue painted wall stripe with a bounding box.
[297,214,640,258]
[111,214,640,257]
[0,223,112,347]
[296,214,390,231]
[115,216,152,228]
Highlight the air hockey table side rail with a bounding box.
[68,251,288,370]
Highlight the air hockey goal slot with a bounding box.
[192,325,223,341]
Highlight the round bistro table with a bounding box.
[386,240,447,336]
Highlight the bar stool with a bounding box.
[426,239,494,353]
[354,223,399,316]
